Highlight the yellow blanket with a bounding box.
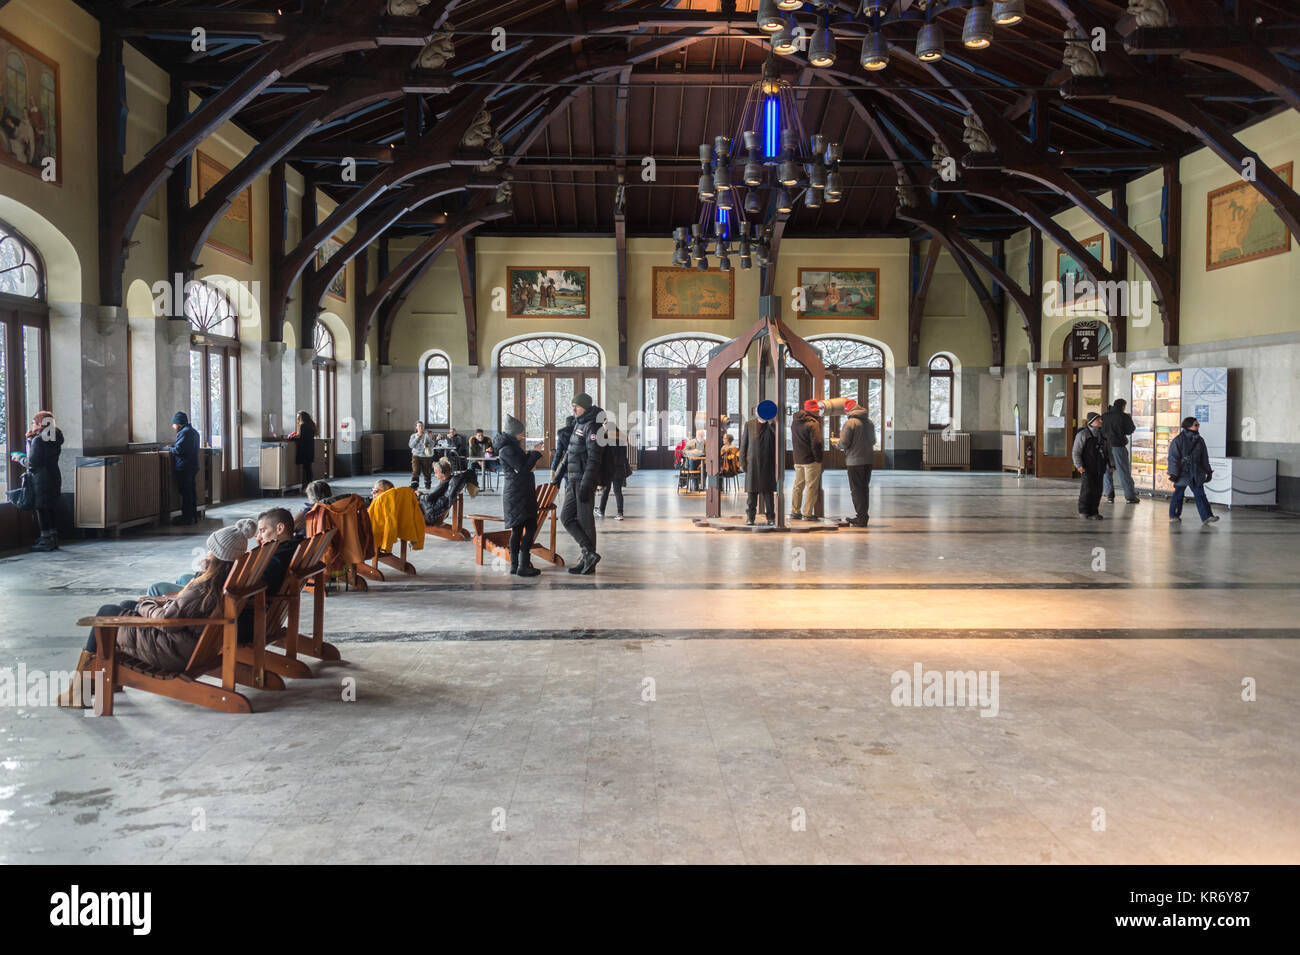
[368,486,426,553]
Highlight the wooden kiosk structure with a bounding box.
[703,296,830,526]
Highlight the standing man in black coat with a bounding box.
[550,393,606,574]
[494,415,544,577]
[554,415,575,487]
[740,411,777,526]
[23,411,64,551]
[1071,412,1110,521]
[1101,398,1140,504]
[1167,416,1219,525]
[169,411,201,525]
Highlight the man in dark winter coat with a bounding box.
[23,411,64,551]
[494,415,543,576]
[1071,412,1110,520]
[790,406,823,520]
[554,415,575,486]
[1100,398,1140,504]
[169,411,201,525]
[1167,416,1219,525]
[550,393,606,574]
[740,411,777,526]
[837,405,876,527]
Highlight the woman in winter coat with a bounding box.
[22,410,64,552]
[57,519,256,707]
[494,415,543,577]
[290,411,317,489]
[599,425,633,520]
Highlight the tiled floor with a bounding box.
[1,471,1297,863]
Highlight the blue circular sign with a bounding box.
[756,400,779,421]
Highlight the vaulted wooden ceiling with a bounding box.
[92,0,1300,359]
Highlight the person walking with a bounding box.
[740,410,777,526]
[550,393,605,575]
[1072,411,1110,521]
[21,411,64,551]
[599,425,632,520]
[1167,416,1219,526]
[290,410,317,490]
[1101,398,1140,504]
[409,420,437,489]
[790,404,824,520]
[494,415,543,577]
[838,404,876,527]
[169,411,201,525]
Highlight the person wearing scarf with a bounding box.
[22,411,64,551]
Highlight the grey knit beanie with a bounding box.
[207,518,257,562]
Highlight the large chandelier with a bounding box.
[671,55,842,272]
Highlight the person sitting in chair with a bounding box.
[418,457,478,526]
[294,479,335,533]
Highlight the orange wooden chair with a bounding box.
[75,543,278,715]
[468,483,565,568]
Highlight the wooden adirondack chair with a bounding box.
[232,530,339,683]
[426,490,470,542]
[468,482,565,567]
[367,487,420,581]
[74,543,278,715]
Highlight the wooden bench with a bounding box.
[233,530,339,682]
[75,543,278,715]
[468,483,565,568]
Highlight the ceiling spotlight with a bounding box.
[698,174,715,200]
[744,190,763,216]
[714,163,731,192]
[757,0,783,33]
[808,18,836,68]
[992,1,1025,26]
[777,0,803,9]
[809,162,827,190]
[963,4,993,49]
[861,30,889,71]
[772,23,798,56]
[718,255,732,271]
[805,187,822,209]
[825,171,843,200]
[740,254,753,270]
[860,0,888,14]
[916,21,944,62]
[776,189,794,214]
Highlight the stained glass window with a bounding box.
[423,353,450,428]
[929,354,954,428]
[787,337,884,369]
[314,322,335,359]
[499,337,599,368]
[643,337,720,369]
[185,281,237,339]
[0,220,44,299]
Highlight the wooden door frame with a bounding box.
[1,299,53,546]
[499,366,601,469]
[1036,366,1076,479]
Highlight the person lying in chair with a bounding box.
[58,521,257,707]
[419,457,478,526]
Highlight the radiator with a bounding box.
[922,431,971,470]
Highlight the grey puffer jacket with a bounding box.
[114,581,221,672]
[837,408,876,466]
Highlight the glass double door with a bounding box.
[500,369,600,470]
[641,369,740,469]
[189,339,241,499]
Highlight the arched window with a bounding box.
[0,220,45,299]
[0,218,50,501]
[776,337,886,457]
[312,322,337,447]
[422,353,450,430]
[641,337,740,467]
[185,281,240,495]
[928,354,954,429]
[498,337,601,469]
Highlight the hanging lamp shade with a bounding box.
[804,186,822,209]
[860,0,888,14]
[776,189,794,214]
[777,0,803,9]
[808,20,836,68]
[757,0,783,33]
[916,21,944,61]
[772,24,798,55]
[861,30,889,71]
[963,5,993,49]
[992,1,1025,26]
[744,190,763,216]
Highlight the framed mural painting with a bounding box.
[796,268,878,318]
[0,28,60,183]
[507,267,589,318]
[1055,234,1105,314]
[196,151,253,263]
[1206,162,1292,271]
[652,267,734,320]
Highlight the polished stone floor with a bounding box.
[1,471,1297,863]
